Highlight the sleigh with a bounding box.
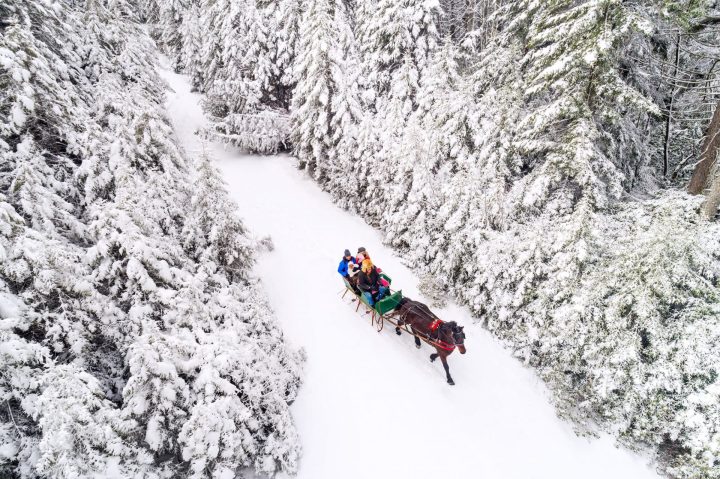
[342,273,403,331]
[341,272,467,385]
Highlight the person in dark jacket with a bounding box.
[337,249,356,277]
[357,259,388,306]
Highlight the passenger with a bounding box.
[337,249,356,278]
[346,261,361,294]
[356,247,369,265]
[358,259,388,306]
[347,261,360,278]
[356,247,390,286]
[357,247,387,276]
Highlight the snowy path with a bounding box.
[158,61,660,479]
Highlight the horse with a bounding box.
[394,298,466,385]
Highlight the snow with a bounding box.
[158,59,660,479]
[0,291,22,320]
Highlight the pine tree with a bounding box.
[157,0,189,71]
[327,0,365,199]
[2,2,304,477]
[514,0,659,215]
[257,0,303,111]
[197,0,228,97]
[211,0,276,114]
[0,200,51,478]
[179,0,205,90]
[349,0,442,225]
[34,365,145,478]
[181,152,255,282]
[358,0,440,114]
[290,0,337,179]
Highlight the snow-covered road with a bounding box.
[159,61,660,479]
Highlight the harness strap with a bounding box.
[432,339,456,351]
[397,302,459,351]
[399,311,456,352]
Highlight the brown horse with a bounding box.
[395,298,466,385]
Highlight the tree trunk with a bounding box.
[663,33,681,178]
[688,99,720,195]
[701,167,720,219]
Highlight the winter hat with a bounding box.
[357,247,366,253]
[344,249,351,256]
[361,259,373,273]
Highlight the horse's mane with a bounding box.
[412,299,439,319]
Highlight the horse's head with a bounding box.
[451,323,466,354]
[440,321,466,354]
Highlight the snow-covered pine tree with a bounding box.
[1,3,151,476]
[156,0,189,72]
[513,0,659,216]
[352,0,377,106]
[2,1,304,477]
[349,0,442,228]
[529,196,720,479]
[357,0,440,114]
[178,0,205,90]
[290,0,339,180]
[0,199,51,479]
[208,0,275,115]
[33,364,146,478]
[260,0,303,109]
[181,152,255,282]
[382,43,479,262]
[197,0,228,95]
[326,0,365,200]
[172,152,302,477]
[0,1,87,237]
[613,1,720,191]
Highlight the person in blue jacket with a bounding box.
[337,249,356,277]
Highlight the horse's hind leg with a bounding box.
[440,354,454,385]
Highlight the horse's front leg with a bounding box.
[408,325,421,348]
[411,327,421,348]
[440,354,454,385]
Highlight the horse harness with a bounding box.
[399,304,457,352]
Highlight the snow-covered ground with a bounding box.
[159,60,661,479]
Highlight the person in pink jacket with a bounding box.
[356,247,369,265]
